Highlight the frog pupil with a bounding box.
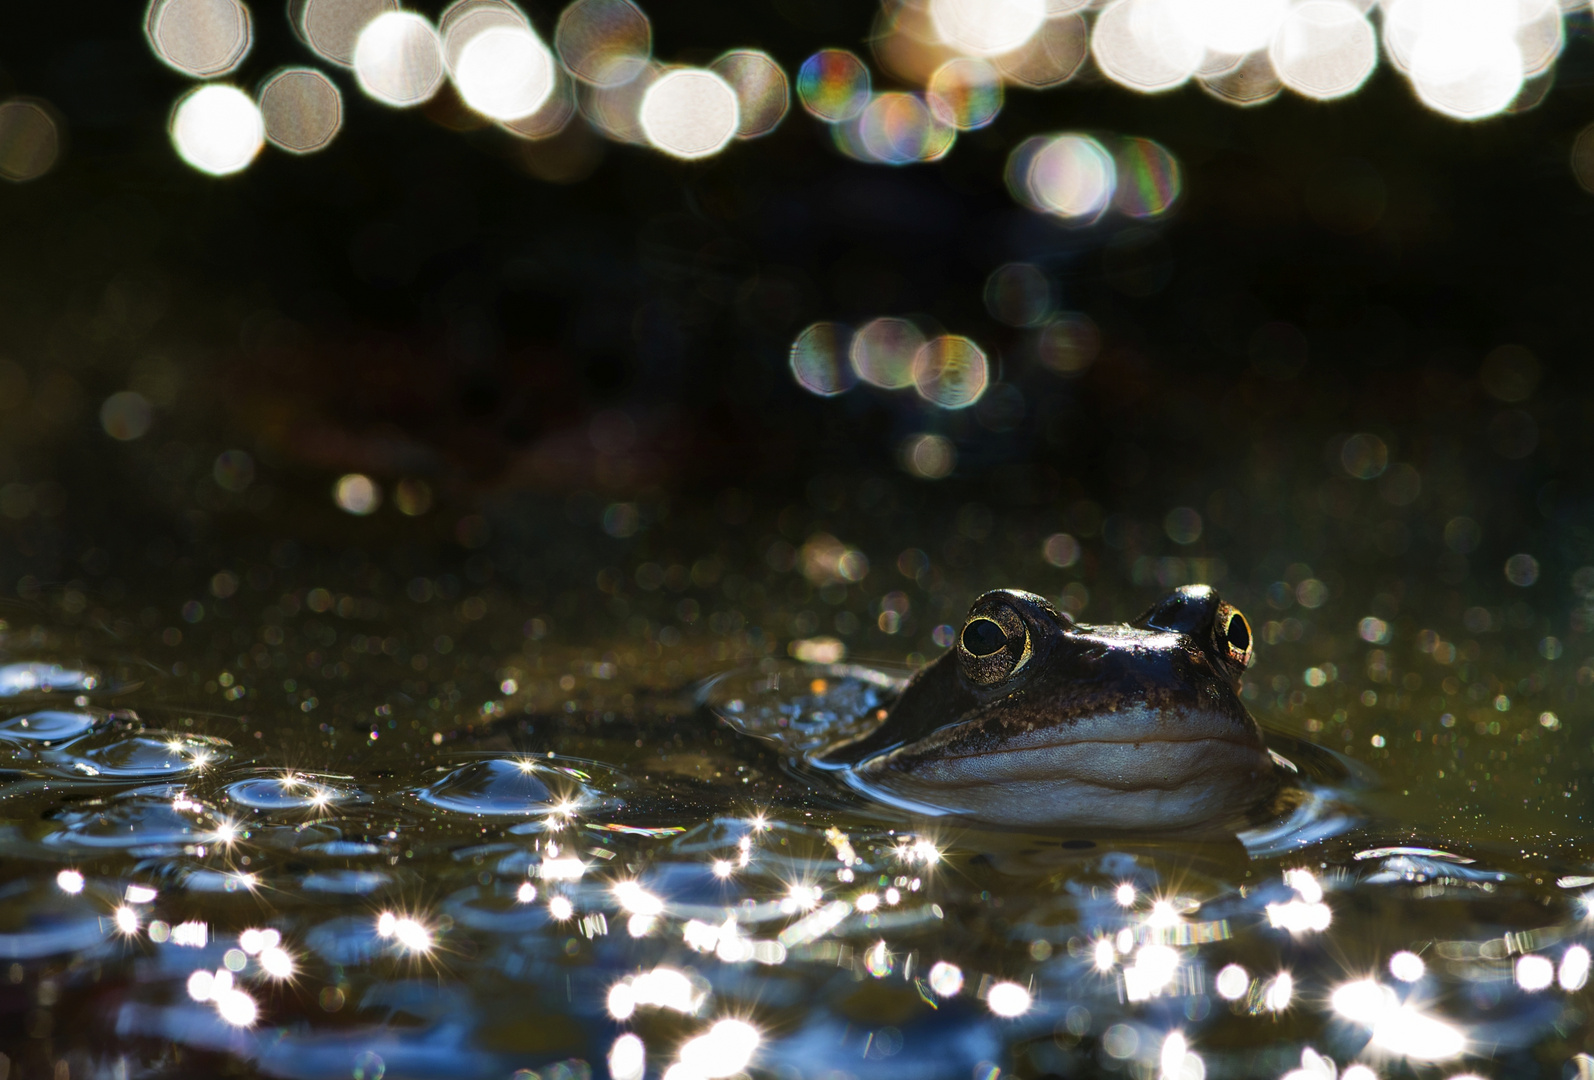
[961,618,1008,657]
[1227,613,1250,654]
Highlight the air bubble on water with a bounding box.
[42,788,224,851]
[226,775,367,811]
[0,710,103,743]
[416,758,590,816]
[71,734,232,780]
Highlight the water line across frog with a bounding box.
[816,585,1279,830]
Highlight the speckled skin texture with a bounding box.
[825,586,1277,829]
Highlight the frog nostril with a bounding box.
[961,617,1009,657]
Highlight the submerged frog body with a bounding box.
[821,585,1276,830]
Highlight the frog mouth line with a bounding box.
[864,734,1272,790]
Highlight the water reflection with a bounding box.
[0,451,1590,1080]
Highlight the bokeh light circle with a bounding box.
[501,69,577,139]
[354,12,445,107]
[927,59,1003,130]
[1036,313,1101,375]
[259,68,342,153]
[1412,41,1524,121]
[1171,0,1287,56]
[994,13,1088,88]
[170,84,265,176]
[1517,0,1563,79]
[1026,134,1116,220]
[145,0,253,79]
[796,50,871,123]
[928,0,1045,58]
[1112,137,1180,218]
[639,69,739,160]
[1200,50,1283,106]
[440,0,528,71]
[101,392,154,441]
[334,474,382,515]
[914,335,989,409]
[984,263,1051,327]
[1091,0,1203,93]
[1571,122,1594,195]
[709,51,789,138]
[580,64,658,144]
[1270,0,1377,101]
[1384,0,1528,120]
[292,0,397,66]
[0,100,62,182]
[858,92,954,165]
[555,0,652,88]
[454,25,556,121]
[790,323,856,397]
[850,318,927,388]
[901,433,956,479]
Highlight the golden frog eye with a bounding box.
[956,605,1032,686]
[960,617,1007,657]
[1216,603,1253,669]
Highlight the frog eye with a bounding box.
[956,606,1033,687]
[1216,603,1253,669]
[960,618,1008,657]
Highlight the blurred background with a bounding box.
[0,0,1591,685]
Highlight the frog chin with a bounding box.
[853,736,1275,830]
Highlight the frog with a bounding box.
[816,584,1277,831]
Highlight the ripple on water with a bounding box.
[71,733,232,780]
[226,774,367,811]
[703,661,907,755]
[0,710,104,743]
[41,787,223,853]
[302,869,391,894]
[0,879,112,959]
[415,758,591,817]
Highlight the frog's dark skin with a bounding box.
[822,585,1276,829]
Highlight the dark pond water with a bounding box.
[0,469,1590,1080]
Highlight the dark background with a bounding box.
[1,0,1593,649]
